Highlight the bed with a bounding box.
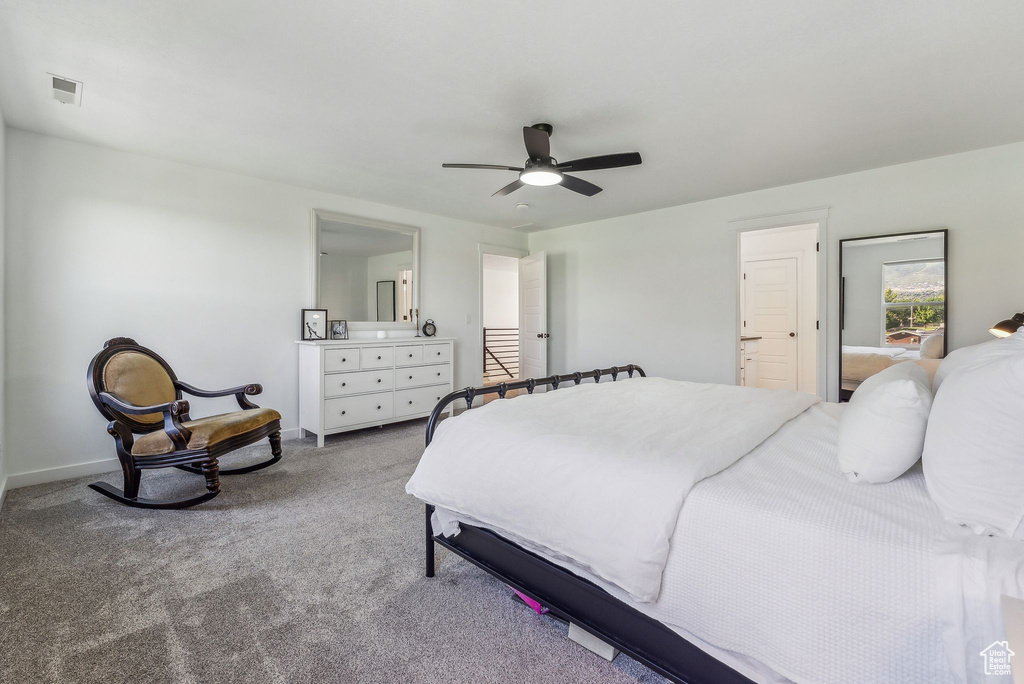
[841,345,937,399]
[407,366,1022,684]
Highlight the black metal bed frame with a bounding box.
[421,365,753,684]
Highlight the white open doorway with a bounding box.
[738,222,823,396]
[478,244,528,387]
[482,253,521,384]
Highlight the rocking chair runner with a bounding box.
[86,337,283,509]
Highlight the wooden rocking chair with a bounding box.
[86,337,283,509]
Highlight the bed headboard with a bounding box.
[425,364,646,447]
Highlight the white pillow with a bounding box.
[923,349,1024,537]
[837,361,933,484]
[920,333,944,360]
[933,330,1024,392]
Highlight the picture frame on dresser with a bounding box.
[297,338,455,447]
[301,309,328,340]
[329,320,348,340]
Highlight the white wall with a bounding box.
[366,250,413,322]
[3,130,526,486]
[319,252,369,322]
[740,224,818,393]
[482,254,519,329]
[528,141,1024,399]
[0,116,7,511]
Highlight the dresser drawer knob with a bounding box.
[377,355,382,360]
[342,358,347,362]
[436,372,441,376]
[377,405,382,410]
[377,378,382,383]
[408,400,413,405]
[409,353,413,358]
[409,375,413,379]
[436,351,441,356]
[341,410,346,415]
[342,382,346,387]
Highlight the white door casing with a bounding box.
[519,251,547,381]
[744,257,798,390]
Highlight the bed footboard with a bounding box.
[424,364,645,448]
[422,364,645,577]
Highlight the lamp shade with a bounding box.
[990,313,1024,338]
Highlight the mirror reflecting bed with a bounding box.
[839,230,947,401]
[317,217,416,325]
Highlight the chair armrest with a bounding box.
[99,391,190,417]
[98,392,192,450]
[175,381,263,410]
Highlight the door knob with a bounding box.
[537,333,550,339]
[789,332,796,337]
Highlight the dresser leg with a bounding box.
[317,433,325,448]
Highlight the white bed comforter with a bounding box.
[434,403,1024,683]
[405,377,819,602]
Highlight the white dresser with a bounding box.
[297,338,455,447]
[740,336,761,387]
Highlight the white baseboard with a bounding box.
[6,457,120,491]
[0,474,8,514]
[5,428,301,492]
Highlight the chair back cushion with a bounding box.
[99,349,177,427]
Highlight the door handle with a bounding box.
[789,332,796,337]
[537,333,550,339]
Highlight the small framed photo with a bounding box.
[301,309,328,340]
[330,319,349,340]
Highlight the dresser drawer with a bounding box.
[396,385,448,418]
[324,369,393,398]
[360,346,394,369]
[396,364,450,389]
[324,392,393,429]
[324,348,359,373]
[423,343,450,363]
[395,345,424,367]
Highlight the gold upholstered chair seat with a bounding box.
[87,337,284,509]
[132,407,282,456]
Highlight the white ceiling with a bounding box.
[1,1,1023,232]
[320,220,412,257]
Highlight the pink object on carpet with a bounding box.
[510,587,550,615]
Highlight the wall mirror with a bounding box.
[311,210,419,329]
[839,229,947,401]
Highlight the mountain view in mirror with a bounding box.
[839,230,947,401]
[318,218,415,324]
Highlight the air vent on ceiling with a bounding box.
[48,74,82,106]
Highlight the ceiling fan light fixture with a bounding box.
[519,168,562,186]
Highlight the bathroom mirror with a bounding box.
[838,229,947,401]
[311,211,419,328]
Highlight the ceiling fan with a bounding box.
[442,123,642,197]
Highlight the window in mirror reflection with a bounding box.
[318,219,414,324]
[881,259,945,348]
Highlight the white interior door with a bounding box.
[743,257,798,390]
[519,251,547,380]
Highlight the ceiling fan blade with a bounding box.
[559,174,602,196]
[557,152,642,172]
[492,179,525,197]
[523,126,550,160]
[442,163,523,171]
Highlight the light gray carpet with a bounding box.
[0,420,664,683]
